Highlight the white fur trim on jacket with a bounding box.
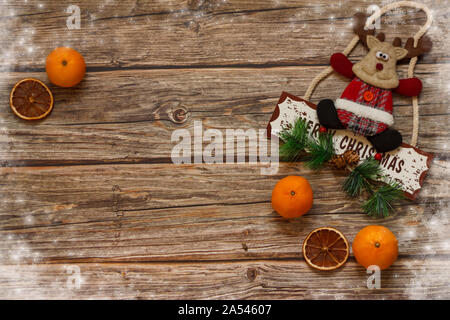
[335,99,394,125]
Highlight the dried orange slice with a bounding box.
[302,227,349,271]
[10,78,53,120]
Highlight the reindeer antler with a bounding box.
[353,13,385,47]
[404,36,432,58]
[393,37,402,47]
[354,12,432,58]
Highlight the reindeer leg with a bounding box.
[317,99,346,129]
[367,128,403,153]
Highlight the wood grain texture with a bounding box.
[0,0,448,69]
[0,161,448,263]
[0,258,449,299]
[0,0,449,299]
[0,64,448,165]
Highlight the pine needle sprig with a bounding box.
[362,181,405,217]
[279,118,310,161]
[305,132,335,170]
[343,157,382,197]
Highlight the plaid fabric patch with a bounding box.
[337,109,388,136]
[354,79,391,111]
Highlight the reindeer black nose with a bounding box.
[376,63,384,71]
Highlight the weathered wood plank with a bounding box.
[0,203,448,263]
[3,65,446,125]
[0,160,447,263]
[0,0,448,69]
[0,64,448,165]
[0,258,449,299]
[1,160,447,220]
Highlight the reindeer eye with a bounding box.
[376,51,390,61]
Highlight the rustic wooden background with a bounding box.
[0,0,448,299]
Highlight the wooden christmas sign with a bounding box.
[267,92,433,200]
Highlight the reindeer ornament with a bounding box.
[317,13,432,154]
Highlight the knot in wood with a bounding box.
[187,20,200,33]
[170,106,189,124]
[246,268,258,281]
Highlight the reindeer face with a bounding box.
[352,35,408,89]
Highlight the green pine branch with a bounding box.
[343,157,382,197]
[305,132,335,170]
[343,158,405,217]
[362,181,405,217]
[279,117,335,169]
[279,119,310,161]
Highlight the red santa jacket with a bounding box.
[336,77,393,136]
